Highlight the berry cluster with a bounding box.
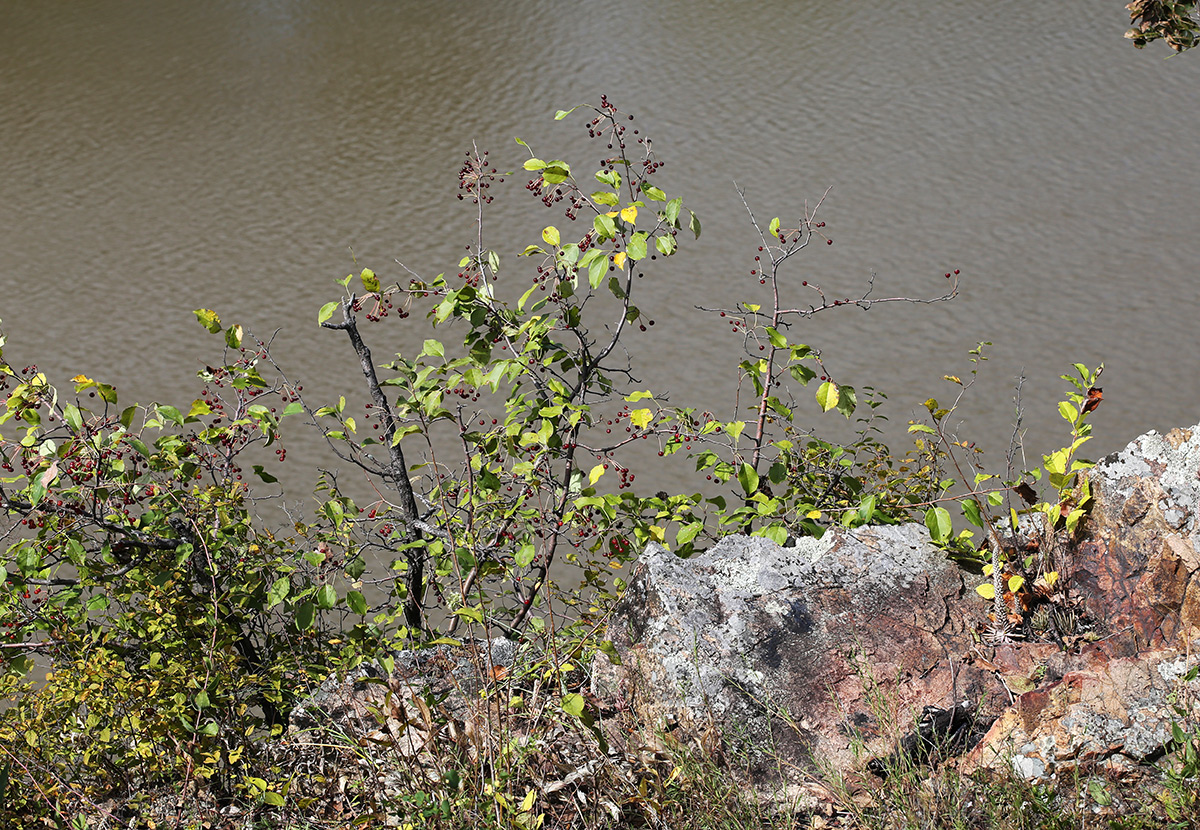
[457,149,502,205]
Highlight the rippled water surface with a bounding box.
[3,1,1199,503]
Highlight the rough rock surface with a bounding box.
[960,425,1200,779]
[289,425,1200,801]
[591,527,1006,783]
[594,423,1200,789]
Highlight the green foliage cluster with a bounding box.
[1126,0,1200,51]
[0,319,384,820]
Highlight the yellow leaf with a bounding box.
[613,251,627,270]
[1007,574,1025,593]
[589,464,606,485]
[976,582,996,600]
[71,374,94,384]
[620,205,638,224]
[629,408,653,429]
[1040,570,1060,588]
[520,789,537,812]
[982,563,994,577]
[943,375,963,385]
[649,525,665,542]
[805,510,822,520]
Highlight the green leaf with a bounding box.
[524,158,547,171]
[193,308,221,333]
[391,424,423,445]
[318,302,338,325]
[961,498,984,529]
[591,190,619,206]
[835,385,857,418]
[360,268,380,292]
[857,494,877,525]
[627,232,648,261]
[421,339,445,358]
[640,183,667,202]
[195,691,211,709]
[768,217,781,236]
[542,161,571,185]
[347,590,368,616]
[654,234,677,255]
[561,692,586,718]
[267,576,290,608]
[789,363,816,385]
[738,462,760,496]
[262,791,285,807]
[688,209,701,238]
[554,106,579,120]
[515,543,536,568]
[156,404,184,426]
[925,506,953,544]
[294,601,315,631]
[252,465,278,484]
[587,255,607,288]
[676,522,704,546]
[594,213,617,240]
[663,198,682,225]
[816,381,839,413]
[597,639,622,666]
[765,327,787,348]
[316,584,337,610]
[224,324,243,349]
[62,403,83,433]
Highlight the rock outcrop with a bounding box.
[960,425,1200,779]
[593,424,1200,791]
[288,423,1200,806]
[591,526,1004,789]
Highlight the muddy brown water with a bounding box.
[3,2,1200,614]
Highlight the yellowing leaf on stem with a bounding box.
[1007,574,1025,593]
[619,205,638,224]
[629,408,653,429]
[816,381,839,412]
[976,582,996,600]
[589,464,606,485]
[542,226,560,247]
[1036,571,1060,589]
[612,251,627,271]
[360,268,380,293]
[193,308,221,333]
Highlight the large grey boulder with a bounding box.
[592,526,1004,785]
[593,423,1200,794]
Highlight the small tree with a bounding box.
[1,99,960,822]
[304,98,957,650]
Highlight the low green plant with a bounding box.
[913,355,1104,641]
